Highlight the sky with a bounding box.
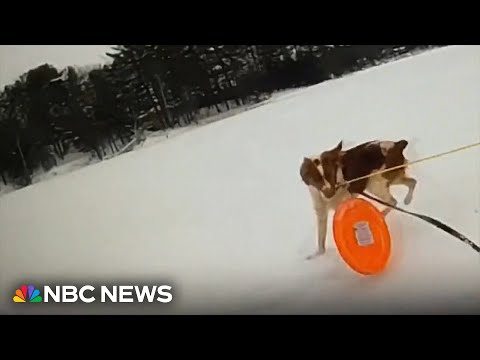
[0,45,113,88]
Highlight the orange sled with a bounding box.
[333,198,391,276]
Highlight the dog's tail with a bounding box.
[394,139,408,151]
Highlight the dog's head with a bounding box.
[300,157,324,190]
[300,140,343,199]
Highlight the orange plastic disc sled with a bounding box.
[333,198,391,276]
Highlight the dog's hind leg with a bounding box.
[392,174,417,205]
[365,179,398,216]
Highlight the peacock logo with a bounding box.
[13,285,43,303]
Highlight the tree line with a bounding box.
[0,45,441,188]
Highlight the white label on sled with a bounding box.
[354,221,374,247]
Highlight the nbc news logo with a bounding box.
[13,284,173,303]
[13,285,42,303]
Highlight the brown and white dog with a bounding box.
[300,139,417,259]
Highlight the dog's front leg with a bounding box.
[315,207,328,255]
[306,186,328,260]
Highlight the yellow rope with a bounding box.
[337,141,480,188]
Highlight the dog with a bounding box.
[300,139,417,259]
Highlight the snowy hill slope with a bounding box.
[1,45,479,314]
[0,88,302,198]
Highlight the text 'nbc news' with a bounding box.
[14,284,173,303]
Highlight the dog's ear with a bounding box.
[324,140,343,158]
[334,140,343,152]
[300,157,324,190]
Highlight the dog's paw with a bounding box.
[305,248,326,260]
[404,194,413,205]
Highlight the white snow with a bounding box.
[0,89,298,198]
[1,45,479,314]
